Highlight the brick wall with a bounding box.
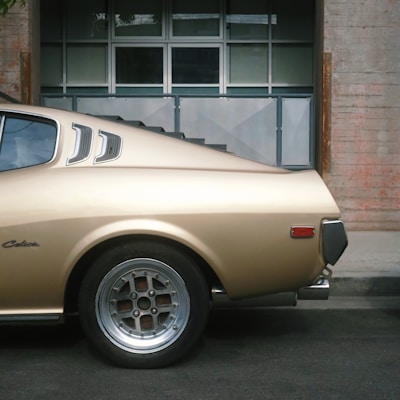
[324,0,400,230]
[0,0,39,104]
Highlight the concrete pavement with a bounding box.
[331,231,400,296]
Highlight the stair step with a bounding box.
[185,138,206,145]
[142,126,166,133]
[96,115,123,121]
[162,132,186,139]
[206,144,227,151]
[121,120,146,127]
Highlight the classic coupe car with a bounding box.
[0,104,347,368]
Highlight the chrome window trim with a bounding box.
[0,114,5,145]
[0,109,60,168]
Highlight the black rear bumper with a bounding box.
[322,220,348,265]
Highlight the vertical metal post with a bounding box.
[174,95,180,133]
[276,96,282,167]
[72,95,78,111]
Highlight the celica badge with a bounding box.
[2,240,40,248]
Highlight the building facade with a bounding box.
[0,0,399,230]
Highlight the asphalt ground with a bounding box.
[0,306,399,400]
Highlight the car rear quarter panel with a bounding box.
[0,165,339,314]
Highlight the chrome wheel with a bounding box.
[96,258,190,354]
[79,241,209,368]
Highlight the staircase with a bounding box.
[96,115,227,152]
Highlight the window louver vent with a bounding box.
[67,123,93,165]
[94,131,122,163]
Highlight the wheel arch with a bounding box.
[64,234,222,314]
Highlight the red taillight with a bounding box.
[291,226,315,238]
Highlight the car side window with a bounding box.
[0,115,57,171]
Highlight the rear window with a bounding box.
[0,115,57,172]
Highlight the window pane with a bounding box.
[172,0,220,36]
[227,0,268,39]
[67,45,107,84]
[41,45,63,86]
[271,0,314,41]
[229,44,268,84]
[272,87,313,94]
[116,48,163,84]
[172,87,219,95]
[0,117,57,171]
[227,87,269,94]
[66,0,108,40]
[116,87,164,95]
[172,48,219,84]
[272,45,313,85]
[66,87,109,94]
[115,0,162,37]
[41,87,63,94]
[40,0,63,41]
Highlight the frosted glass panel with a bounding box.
[172,0,220,36]
[115,0,162,36]
[229,44,268,83]
[180,97,277,165]
[42,97,73,111]
[272,45,313,85]
[281,98,311,166]
[67,45,107,84]
[41,45,63,86]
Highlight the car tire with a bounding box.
[78,240,210,368]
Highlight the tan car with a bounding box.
[0,104,347,368]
